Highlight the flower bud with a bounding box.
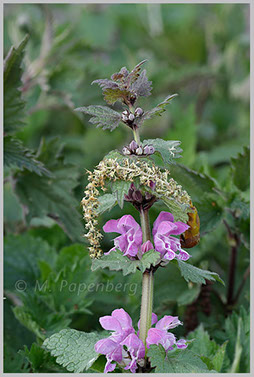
[135,107,144,117]
[128,113,135,122]
[129,140,138,152]
[143,145,155,155]
[122,146,131,155]
[136,146,143,155]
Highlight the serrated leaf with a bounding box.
[4,35,29,134]
[14,138,83,242]
[4,136,52,176]
[160,197,189,223]
[103,87,130,105]
[75,105,121,131]
[231,146,250,191]
[176,260,224,285]
[168,163,222,234]
[96,193,117,215]
[43,329,104,372]
[137,94,178,126]
[187,325,228,372]
[130,69,152,97]
[143,138,182,164]
[147,345,212,373]
[91,249,160,276]
[111,180,131,208]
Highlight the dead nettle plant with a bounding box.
[43,60,224,373]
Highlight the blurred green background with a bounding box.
[4,3,250,373]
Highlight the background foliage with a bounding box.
[4,3,249,373]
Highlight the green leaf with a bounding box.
[75,105,121,131]
[176,260,224,285]
[137,94,178,125]
[4,35,29,134]
[160,196,189,223]
[187,325,228,372]
[96,193,117,215]
[14,138,84,242]
[19,343,67,373]
[43,329,104,372]
[13,306,45,340]
[4,233,56,291]
[4,136,52,176]
[111,180,131,209]
[231,146,250,191]
[143,138,182,164]
[147,345,212,373]
[91,249,160,276]
[168,163,222,233]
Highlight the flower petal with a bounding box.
[99,316,122,333]
[156,221,178,236]
[117,215,141,234]
[176,339,188,349]
[177,249,191,261]
[152,212,174,237]
[103,219,120,234]
[169,221,189,235]
[112,308,133,329]
[156,315,182,330]
[141,240,154,254]
[95,338,118,355]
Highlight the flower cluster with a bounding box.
[82,157,190,258]
[122,140,155,156]
[95,308,187,373]
[103,211,191,261]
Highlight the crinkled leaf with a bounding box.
[75,105,121,131]
[103,87,129,105]
[96,193,117,215]
[130,69,152,97]
[43,329,104,372]
[231,146,250,191]
[4,35,29,134]
[14,138,83,242]
[127,59,147,85]
[147,345,212,373]
[91,249,160,276]
[143,138,182,164]
[137,94,178,125]
[111,180,131,208]
[4,136,52,177]
[160,197,189,223]
[176,260,224,285]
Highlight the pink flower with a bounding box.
[152,211,191,261]
[103,215,143,258]
[103,211,191,262]
[146,314,187,352]
[95,309,188,373]
[95,308,143,373]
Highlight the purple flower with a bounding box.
[95,309,188,373]
[152,211,191,261]
[146,315,187,352]
[95,308,144,373]
[103,215,143,258]
[103,211,191,262]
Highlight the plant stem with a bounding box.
[133,127,141,145]
[139,208,154,355]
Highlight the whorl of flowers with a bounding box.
[81,157,191,259]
